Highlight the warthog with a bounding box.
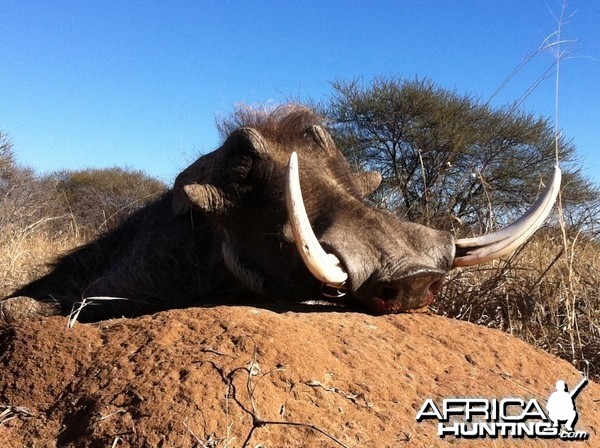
[1,105,560,322]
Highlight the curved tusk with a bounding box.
[286,152,349,286]
[453,165,561,267]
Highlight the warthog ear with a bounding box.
[309,125,337,155]
[307,125,382,197]
[234,127,269,154]
[353,171,383,198]
[172,127,269,216]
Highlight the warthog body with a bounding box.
[1,105,559,322]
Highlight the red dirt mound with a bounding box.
[0,306,598,447]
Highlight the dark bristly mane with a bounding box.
[217,104,326,143]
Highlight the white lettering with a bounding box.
[438,422,460,437]
[499,398,525,421]
[443,399,466,421]
[522,399,548,421]
[464,398,489,421]
[415,398,443,421]
[437,422,560,438]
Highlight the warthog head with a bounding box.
[172,105,560,314]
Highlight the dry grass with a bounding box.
[0,226,82,299]
[436,228,600,379]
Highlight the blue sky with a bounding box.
[1,1,599,184]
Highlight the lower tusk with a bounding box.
[453,165,561,267]
[321,281,347,299]
[286,152,349,286]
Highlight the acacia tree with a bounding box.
[46,167,167,234]
[1,134,168,238]
[323,77,597,234]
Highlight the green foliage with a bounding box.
[323,77,599,233]
[1,132,167,239]
[46,167,167,235]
